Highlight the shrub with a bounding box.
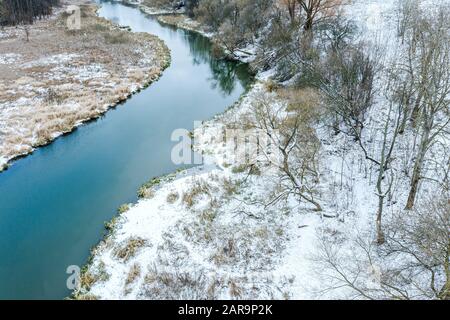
[103,32,130,44]
[166,191,180,204]
[117,204,130,214]
[182,180,210,208]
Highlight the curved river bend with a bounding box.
[0,1,252,299]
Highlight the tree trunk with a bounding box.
[410,93,422,128]
[405,170,420,210]
[438,242,450,299]
[282,151,322,212]
[398,95,412,134]
[405,116,431,210]
[333,115,340,135]
[376,148,386,245]
[288,1,296,23]
[376,195,385,245]
[304,13,313,31]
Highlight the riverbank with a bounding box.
[155,13,256,63]
[133,1,256,63]
[157,14,209,37]
[73,1,319,300]
[74,83,307,299]
[74,0,450,300]
[0,0,170,172]
[72,78,365,300]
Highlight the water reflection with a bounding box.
[98,0,254,95]
[167,25,253,96]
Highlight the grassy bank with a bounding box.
[0,0,171,172]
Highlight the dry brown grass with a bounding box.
[117,204,130,214]
[228,280,242,298]
[0,1,170,171]
[181,180,211,208]
[125,263,141,286]
[73,293,98,300]
[79,271,96,290]
[113,237,147,262]
[103,32,131,44]
[222,177,240,196]
[142,265,214,299]
[137,186,155,199]
[166,191,180,204]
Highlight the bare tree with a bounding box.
[318,13,356,53]
[193,0,273,58]
[396,0,419,44]
[374,105,398,245]
[295,0,346,32]
[402,5,450,209]
[279,0,297,24]
[322,45,376,140]
[383,195,450,299]
[373,59,416,245]
[247,88,323,211]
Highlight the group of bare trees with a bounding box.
[194,0,274,59]
[147,0,274,59]
[370,2,450,244]
[309,0,449,299]
[399,3,450,210]
[279,0,347,31]
[238,0,449,299]
[0,0,59,26]
[146,0,349,60]
[318,195,449,299]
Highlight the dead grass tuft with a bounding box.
[103,32,130,44]
[137,186,155,199]
[118,204,130,214]
[79,272,96,290]
[182,180,211,208]
[222,177,240,196]
[73,293,98,300]
[166,191,180,204]
[114,237,147,262]
[142,265,215,299]
[125,263,141,286]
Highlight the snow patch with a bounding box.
[0,53,22,64]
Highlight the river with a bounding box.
[0,0,253,299]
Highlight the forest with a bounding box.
[0,0,60,25]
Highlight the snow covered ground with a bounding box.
[76,0,449,300]
[77,80,373,299]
